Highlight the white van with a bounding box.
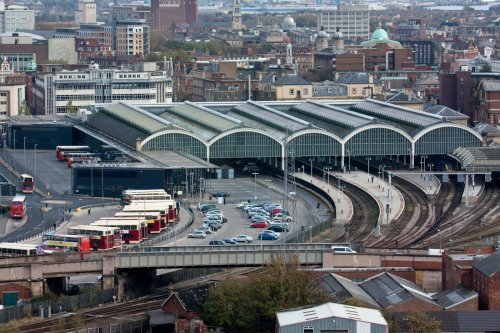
[331,246,356,253]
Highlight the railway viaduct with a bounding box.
[0,244,443,298]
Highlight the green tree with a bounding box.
[66,101,77,114]
[398,312,441,333]
[480,63,492,73]
[21,100,30,115]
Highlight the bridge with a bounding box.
[0,244,440,298]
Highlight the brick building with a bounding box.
[472,251,500,310]
[439,67,472,119]
[477,80,500,126]
[151,0,197,31]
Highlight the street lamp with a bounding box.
[34,144,37,191]
[337,175,342,204]
[252,172,259,200]
[428,163,434,190]
[366,157,372,182]
[23,137,26,174]
[347,149,351,173]
[265,179,272,199]
[378,164,386,186]
[309,158,314,182]
[325,167,332,193]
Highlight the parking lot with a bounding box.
[158,176,325,247]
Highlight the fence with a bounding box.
[0,289,115,324]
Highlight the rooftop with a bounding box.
[425,105,469,118]
[473,251,500,275]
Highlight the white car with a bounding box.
[188,230,206,238]
[195,226,213,234]
[270,221,289,227]
[236,201,249,208]
[272,213,292,222]
[232,235,253,243]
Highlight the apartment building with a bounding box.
[317,4,369,41]
[0,58,26,120]
[114,18,150,57]
[33,63,172,115]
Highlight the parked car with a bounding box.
[267,225,289,233]
[258,231,279,240]
[213,192,229,197]
[222,238,236,244]
[209,240,226,245]
[232,235,253,243]
[188,230,206,238]
[236,201,249,208]
[269,221,289,228]
[251,221,270,228]
[195,226,213,234]
[272,213,292,222]
[250,214,270,222]
[200,204,217,214]
[202,222,222,231]
[261,230,280,238]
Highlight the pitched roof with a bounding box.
[315,273,379,308]
[474,122,500,135]
[274,74,310,86]
[161,282,216,313]
[432,284,477,309]
[480,80,500,91]
[426,105,469,118]
[336,72,376,85]
[385,91,423,103]
[473,251,500,275]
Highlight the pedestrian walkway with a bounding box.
[397,173,440,196]
[293,172,353,223]
[334,170,404,225]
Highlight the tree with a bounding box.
[66,101,77,114]
[203,254,331,332]
[480,63,492,73]
[396,311,441,333]
[21,100,30,115]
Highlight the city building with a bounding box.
[0,5,35,33]
[231,0,243,31]
[75,0,97,24]
[0,57,26,120]
[439,65,472,119]
[0,32,48,72]
[400,40,436,67]
[114,18,150,57]
[317,4,370,41]
[476,80,500,126]
[33,62,173,115]
[472,251,500,310]
[150,0,197,31]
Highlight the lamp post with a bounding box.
[252,172,259,200]
[325,167,331,193]
[265,179,272,199]
[34,144,37,191]
[337,175,342,207]
[366,157,372,182]
[407,148,411,169]
[23,137,26,174]
[438,228,442,250]
[428,163,434,190]
[378,164,386,186]
[309,158,314,182]
[13,130,16,166]
[347,149,351,173]
[339,185,345,216]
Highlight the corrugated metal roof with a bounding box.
[350,99,442,134]
[426,311,500,332]
[86,111,148,147]
[432,284,477,309]
[276,302,387,327]
[103,102,171,135]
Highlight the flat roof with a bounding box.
[143,150,218,169]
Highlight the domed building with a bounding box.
[361,27,404,49]
[332,27,345,52]
[282,15,296,32]
[315,26,329,52]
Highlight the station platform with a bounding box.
[332,170,404,225]
[293,172,353,223]
[396,173,441,196]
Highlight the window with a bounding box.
[303,327,314,333]
[352,88,357,94]
[289,89,295,95]
[303,88,309,95]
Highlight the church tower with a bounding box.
[232,0,243,30]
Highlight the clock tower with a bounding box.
[232,0,243,30]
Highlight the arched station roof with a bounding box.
[90,99,484,159]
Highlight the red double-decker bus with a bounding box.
[123,204,168,231]
[42,233,91,253]
[115,211,163,234]
[56,146,90,161]
[21,174,34,193]
[121,189,172,205]
[92,218,147,244]
[68,225,121,250]
[10,195,27,219]
[130,199,177,221]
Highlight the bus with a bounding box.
[115,211,163,234]
[121,189,172,205]
[20,174,34,193]
[68,225,121,250]
[66,152,100,167]
[92,218,147,244]
[129,199,177,221]
[56,146,90,161]
[0,242,38,256]
[123,203,169,230]
[11,194,27,219]
[42,233,91,253]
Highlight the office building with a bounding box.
[0,57,27,120]
[151,0,197,31]
[0,5,35,33]
[75,0,97,24]
[317,4,369,41]
[0,32,48,71]
[33,63,173,115]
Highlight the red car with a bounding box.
[250,221,270,228]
